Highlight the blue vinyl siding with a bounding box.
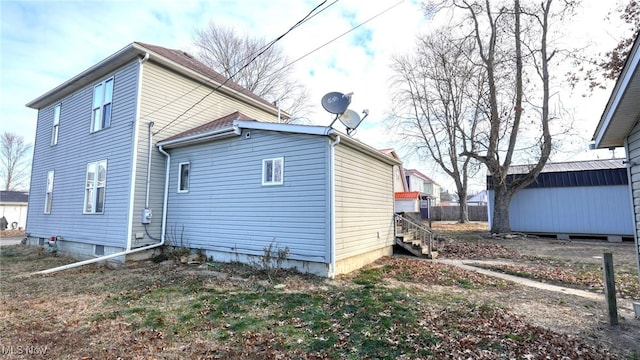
[491,185,633,236]
[26,60,139,247]
[165,130,330,262]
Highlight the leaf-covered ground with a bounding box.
[1,244,635,359]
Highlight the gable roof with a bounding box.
[26,42,287,119]
[405,169,439,185]
[0,191,29,204]
[593,33,640,148]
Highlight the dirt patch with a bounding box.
[425,223,640,356]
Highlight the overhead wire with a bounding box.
[152,0,403,136]
[153,0,333,136]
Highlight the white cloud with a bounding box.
[0,0,628,191]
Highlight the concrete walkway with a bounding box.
[435,259,639,318]
[0,236,23,246]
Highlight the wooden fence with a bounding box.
[429,206,488,221]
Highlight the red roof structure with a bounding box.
[395,191,421,199]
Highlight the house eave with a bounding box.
[157,126,241,149]
[233,120,401,166]
[593,35,640,149]
[26,43,285,119]
[26,44,142,109]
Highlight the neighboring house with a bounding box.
[380,148,408,194]
[24,42,399,277]
[467,190,488,206]
[394,191,421,213]
[405,169,441,205]
[592,33,640,278]
[0,191,28,230]
[486,159,633,241]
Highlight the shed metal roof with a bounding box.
[506,158,625,175]
[488,159,628,189]
[0,191,29,203]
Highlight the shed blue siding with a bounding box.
[26,60,139,247]
[165,130,330,262]
[489,185,633,236]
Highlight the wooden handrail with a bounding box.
[394,214,434,257]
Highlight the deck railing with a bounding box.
[394,213,434,258]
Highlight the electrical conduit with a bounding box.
[33,129,171,275]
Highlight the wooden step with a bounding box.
[422,250,438,259]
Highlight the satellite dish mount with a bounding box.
[320,91,367,135]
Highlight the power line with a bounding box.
[279,0,404,72]
[163,0,402,129]
[153,0,332,136]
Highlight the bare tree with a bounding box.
[390,28,483,223]
[424,0,573,233]
[0,132,32,191]
[193,23,312,123]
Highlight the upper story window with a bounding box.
[84,160,107,214]
[51,104,60,145]
[44,170,54,214]
[178,162,190,193]
[91,78,114,132]
[262,157,283,186]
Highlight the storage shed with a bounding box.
[0,191,29,230]
[487,159,633,241]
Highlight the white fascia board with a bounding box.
[156,126,241,149]
[26,44,141,109]
[234,120,401,166]
[594,37,640,148]
[233,120,334,136]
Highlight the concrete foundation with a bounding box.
[334,246,393,276]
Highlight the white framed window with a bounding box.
[178,162,190,193]
[91,78,114,132]
[51,104,60,145]
[44,170,54,214]
[262,157,283,186]
[84,160,107,214]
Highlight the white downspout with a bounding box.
[157,145,171,247]
[329,135,340,278]
[34,129,171,275]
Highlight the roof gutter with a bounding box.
[157,125,242,149]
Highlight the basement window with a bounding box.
[178,162,190,193]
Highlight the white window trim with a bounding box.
[83,160,107,214]
[91,77,114,133]
[44,170,54,214]
[178,162,190,193]
[51,103,60,145]
[262,157,284,186]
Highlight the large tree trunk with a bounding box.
[491,184,513,233]
[458,191,470,223]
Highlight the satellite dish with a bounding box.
[321,92,351,115]
[339,110,362,130]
